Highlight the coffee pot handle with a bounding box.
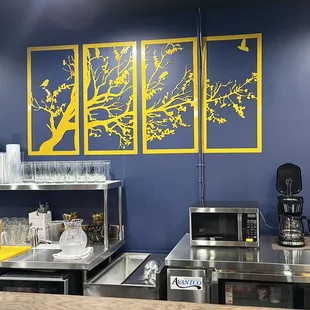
[301,216,310,235]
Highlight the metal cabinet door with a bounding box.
[167,268,209,303]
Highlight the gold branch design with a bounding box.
[31,55,77,153]
[145,43,195,142]
[85,45,134,149]
[206,72,258,124]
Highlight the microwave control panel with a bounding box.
[243,213,258,242]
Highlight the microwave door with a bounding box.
[191,213,239,241]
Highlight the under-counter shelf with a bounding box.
[0,180,124,251]
[0,180,122,191]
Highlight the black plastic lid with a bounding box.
[276,163,302,195]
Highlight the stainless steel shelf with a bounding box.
[0,239,126,270]
[0,180,123,191]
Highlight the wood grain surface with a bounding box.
[0,292,286,310]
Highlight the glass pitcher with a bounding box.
[59,219,87,256]
[278,215,304,241]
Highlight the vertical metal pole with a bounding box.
[63,279,69,295]
[118,185,123,240]
[197,8,205,202]
[104,189,109,250]
[82,271,88,283]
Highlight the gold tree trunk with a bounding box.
[39,123,75,153]
[39,86,77,153]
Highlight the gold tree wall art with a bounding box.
[83,42,137,155]
[141,38,198,154]
[203,33,262,153]
[206,72,258,124]
[27,45,79,155]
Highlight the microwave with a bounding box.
[189,201,260,248]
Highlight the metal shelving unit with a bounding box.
[0,180,124,250]
[0,180,122,191]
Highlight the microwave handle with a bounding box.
[237,214,243,241]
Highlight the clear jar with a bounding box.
[87,213,104,244]
[59,219,87,256]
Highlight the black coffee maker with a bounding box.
[277,163,310,247]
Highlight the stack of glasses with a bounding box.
[6,144,22,183]
[0,217,30,246]
[21,160,112,184]
[0,144,23,184]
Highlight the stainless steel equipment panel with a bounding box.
[0,271,75,294]
[92,253,149,285]
[84,253,167,300]
[167,268,210,303]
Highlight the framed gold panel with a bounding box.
[27,45,79,155]
[83,42,138,155]
[203,33,262,153]
[141,37,199,154]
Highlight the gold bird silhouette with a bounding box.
[238,39,249,52]
[40,79,49,88]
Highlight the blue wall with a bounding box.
[0,1,309,251]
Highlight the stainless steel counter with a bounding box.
[0,239,125,271]
[165,234,310,274]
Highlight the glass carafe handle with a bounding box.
[301,216,310,235]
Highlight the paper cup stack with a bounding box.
[0,153,6,184]
[6,144,22,183]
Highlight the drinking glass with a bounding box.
[46,161,57,183]
[34,162,46,183]
[76,161,87,183]
[95,161,106,182]
[6,218,19,245]
[104,160,112,180]
[86,161,96,182]
[17,217,27,225]
[55,162,65,183]
[9,217,18,224]
[48,220,63,242]
[0,217,9,224]
[64,161,76,183]
[22,162,35,183]
[20,224,30,245]
[16,217,28,245]
[2,225,12,245]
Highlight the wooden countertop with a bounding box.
[0,292,286,310]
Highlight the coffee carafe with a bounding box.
[277,163,310,247]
